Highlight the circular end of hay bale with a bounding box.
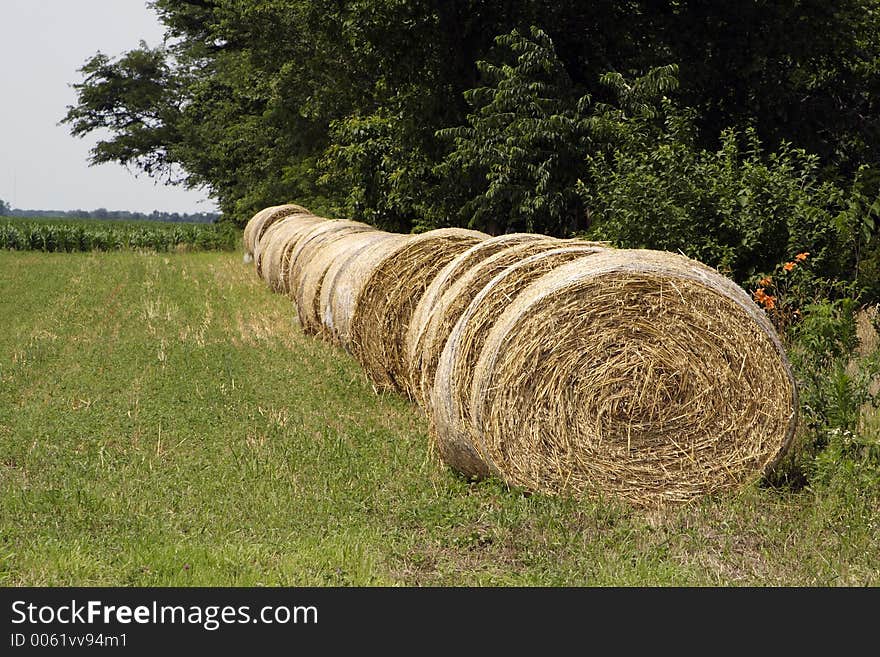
[316,232,397,342]
[350,228,489,393]
[293,227,386,334]
[284,220,374,301]
[430,243,608,478]
[468,249,798,507]
[244,203,312,256]
[243,206,277,256]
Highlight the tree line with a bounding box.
[0,202,219,224]
[62,1,880,293]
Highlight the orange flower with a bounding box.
[758,276,773,287]
[783,262,796,272]
[753,288,777,310]
[795,252,809,262]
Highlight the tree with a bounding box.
[61,1,880,228]
[0,199,10,216]
[430,27,594,236]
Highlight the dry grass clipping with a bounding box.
[349,228,488,393]
[257,215,327,290]
[431,244,608,478]
[320,233,408,348]
[294,228,389,334]
[467,249,798,508]
[405,233,552,401]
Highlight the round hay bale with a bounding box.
[244,203,312,256]
[323,234,412,350]
[468,249,798,507]
[431,244,609,478]
[404,233,551,401]
[284,220,374,300]
[256,214,326,288]
[318,232,400,343]
[350,228,489,393]
[294,227,388,335]
[411,237,582,407]
[243,206,275,257]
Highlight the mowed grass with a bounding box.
[0,250,877,586]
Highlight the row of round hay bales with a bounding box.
[241,206,798,508]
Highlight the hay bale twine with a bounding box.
[404,233,551,401]
[257,214,326,288]
[431,244,608,478]
[468,249,798,507]
[284,219,374,298]
[322,233,411,349]
[244,203,312,257]
[350,228,489,393]
[294,227,388,335]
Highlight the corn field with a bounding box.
[0,218,237,252]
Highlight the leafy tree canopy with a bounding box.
[62,1,880,233]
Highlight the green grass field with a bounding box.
[1,250,877,586]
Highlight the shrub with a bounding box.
[581,107,853,286]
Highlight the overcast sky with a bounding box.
[0,0,218,214]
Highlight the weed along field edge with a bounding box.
[1,250,878,586]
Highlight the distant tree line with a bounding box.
[0,202,219,224]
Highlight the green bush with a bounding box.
[318,109,428,233]
[581,106,853,286]
[431,27,593,236]
[778,297,880,486]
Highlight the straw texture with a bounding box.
[284,220,374,302]
[327,234,413,351]
[467,249,798,507]
[295,228,388,334]
[244,203,311,256]
[258,215,327,290]
[349,228,488,393]
[431,245,608,478]
[404,233,552,402]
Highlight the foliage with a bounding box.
[837,166,880,300]
[62,44,184,181]
[5,207,219,223]
[431,27,592,235]
[582,103,853,285]
[61,2,880,229]
[783,298,880,485]
[317,108,429,233]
